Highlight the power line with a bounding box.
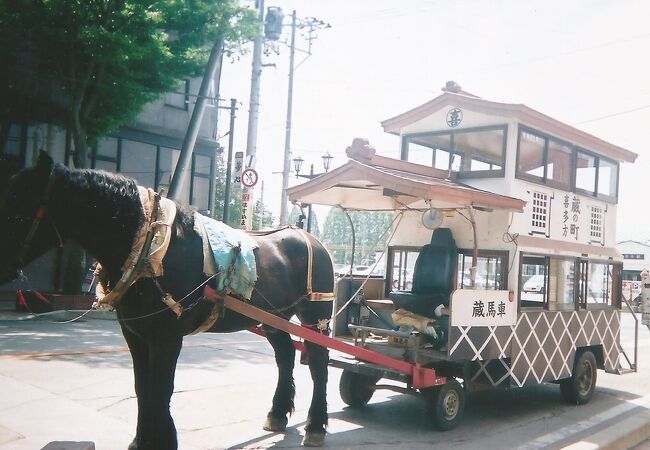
[572,103,650,125]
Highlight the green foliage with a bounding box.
[252,199,274,230]
[0,0,258,164]
[212,154,242,228]
[321,209,394,266]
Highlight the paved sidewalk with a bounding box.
[1,311,649,449]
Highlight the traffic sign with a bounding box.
[241,168,259,188]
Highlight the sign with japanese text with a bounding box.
[450,289,516,327]
[233,151,244,187]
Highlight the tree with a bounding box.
[252,199,274,230]
[0,0,257,166]
[321,209,394,267]
[212,154,243,228]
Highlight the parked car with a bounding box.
[523,274,546,293]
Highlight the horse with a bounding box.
[0,151,335,449]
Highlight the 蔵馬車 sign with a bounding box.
[450,289,516,327]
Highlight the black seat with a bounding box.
[389,228,457,318]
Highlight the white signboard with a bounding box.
[451,289,516,327]
[233,151,244,187]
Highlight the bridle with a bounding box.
[12,165,63,271]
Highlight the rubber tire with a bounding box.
[339,370,379,407]
[560,350,597,405]
[427,379,465,431]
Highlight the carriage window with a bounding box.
[3,124,23,157]
[546,139,572,189]
[402,126,506,177]
[518,130,545,180]
[579,261,614,307]
[598,158,618,198]
[575,151,596,193]
[457,251,506,290]
[520,255,548,308]
[547,258,575,310]
[388,248,419,292]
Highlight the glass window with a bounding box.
[120,140,156,187]
[3,124,22,156]
[548,259,575,308]
[157,147,180,192]
[518,130,545,179]
[405,140,434,166]
[585,262,612,306]
[598,158,618,198]
[575,151,596,193]
[547,139,571,188]
[520,255,548,307]
[457,252,505,290]
[455,128,504,171]
[96,137,118,159]
[191,176,210,212]
[389,248,419,291]
[403,126,505,176]
[95,159,117,172]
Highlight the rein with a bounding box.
[16,166,63,269]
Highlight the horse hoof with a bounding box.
[263,415,288,432]
[302,431,326,447]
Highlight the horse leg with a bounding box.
[122,327,150,450]
[263,325,296,432]
[302,338,329,447]
[122,324,183,450]
[145,335,183,450]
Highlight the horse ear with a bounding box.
[35,150,54,172]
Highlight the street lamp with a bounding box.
[291,152,334,232]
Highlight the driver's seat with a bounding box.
[389,228,457,318]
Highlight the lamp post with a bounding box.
[292,152,333,232]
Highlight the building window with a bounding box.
[190,153,213,213]
[622,253,645,260]
[92,137,119,172]
[120,140,157,188]
[401,125,506,178]
[165,79,190,111]
[516,128,571,190]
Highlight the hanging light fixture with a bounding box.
[292,156,304,177]
[322,152,333,172]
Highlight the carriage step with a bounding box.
[618,368,636,375]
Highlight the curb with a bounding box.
[563,409,650,449]
[0,309,116,321]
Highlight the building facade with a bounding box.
[1,77,223,293]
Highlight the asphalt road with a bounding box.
[0,311,648,449]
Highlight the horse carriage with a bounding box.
[0,90,639,449]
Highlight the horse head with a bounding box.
[0,151,60,283]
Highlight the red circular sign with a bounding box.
[241,168,259,188]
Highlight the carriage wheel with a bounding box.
[426,379,465,431]
[339,370,380,407]
[560,350,597,405]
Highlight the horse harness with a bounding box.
[6,166,63,272]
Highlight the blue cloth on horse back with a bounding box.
[195,213,258,300]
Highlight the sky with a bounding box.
[219,0,650,241]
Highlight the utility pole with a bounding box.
[245,0,264,171]
[279,10,297,226]
[222,98,238,224]
[168,35,225,200]
[278,14,331,225]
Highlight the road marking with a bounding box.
[518,394,650,449]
